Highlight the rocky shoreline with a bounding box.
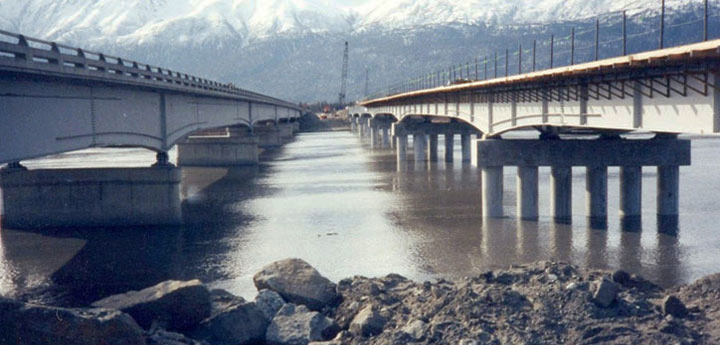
[1,259,719,345]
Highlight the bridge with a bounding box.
[0,30,304,228]
[349,39,720,231]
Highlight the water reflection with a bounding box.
[0,132,716,306]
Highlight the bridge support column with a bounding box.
[586,165,608,227]
[551,166,573,222]
[461,134,472,163]
[279,123,294,142]
[381,127,391,148]
[413,134,427,161]
[369,126,379,148]
[177,136,259,167]
[358,119,366,137]
[620,166,642,226]
[444,133,454,163]
[482,166,504,218]
[396,134,408,161]
[1,167,182,229]
[517,166,539,220]
[350,117,357,132]
[657,165,679,219]
[428,134,439,162]
[255,125,283,148]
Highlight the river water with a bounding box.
[1,131,719,307]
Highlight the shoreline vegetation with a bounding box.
[1,259,718,345]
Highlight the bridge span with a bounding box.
[349,40,720,230]
[0,30,304,228]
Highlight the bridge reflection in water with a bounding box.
[0,132,710,307]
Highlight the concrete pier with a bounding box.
[517,166,539,220]
[476,138,690,224]
[396,135,408,161]
[279,123,294,142]
[551,166,573,222]
[461,134,471,163]
[428,134,439,161]
[657,165,680,217]
[255,125,283,148]
[413,134,427,161]
[0,167,182,228]
[177,134,258,167]
[370,126,380,148]
[482,166,504,218]
[444,133,454,162]
[382,128,391,148]
[586,165,608,224]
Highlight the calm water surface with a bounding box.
[1,131,720,306]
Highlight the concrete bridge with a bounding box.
[349,39,720,231]
[0,30,303,228]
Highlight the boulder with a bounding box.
[256,289,287,320]
[591,279,619,308]
[209,289,246,313]
[147,329,208,345]
[662,295,688,318]
[254,259,340,310]
[349,305,387,337]
[612,270,632,286]
[92,280,211,331]
[402,319,427,340]
[189,301,268,345]
[0,298,145,345]
[266,304,337,345]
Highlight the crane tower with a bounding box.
[338,41,349,106]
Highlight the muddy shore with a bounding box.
[1,259,718,345]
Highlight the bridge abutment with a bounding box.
[0,167,182,229]
[476,138,690,227]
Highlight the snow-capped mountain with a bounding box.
[0,0,713,102]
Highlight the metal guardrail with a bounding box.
[0,29,302,111]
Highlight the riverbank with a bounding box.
[1,259,718,345]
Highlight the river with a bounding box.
[1,131,719,307]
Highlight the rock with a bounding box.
[349,305,387,337]
[254,258,340,310]
[459,339,480,345]
[612,270,632,286]
[662,295,688,318]
[402,319,427,340]
[188,301,268,345]
[592,279,619,308]
[147,329,208,345]
[308,331,350,345]
[565,282,579,291]
[0,298,145,345]
[92,280,211,331]
[256,289,287,321]
[209,289,246,313]
[266,304,337,345]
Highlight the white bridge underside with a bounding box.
[0,78,300,164]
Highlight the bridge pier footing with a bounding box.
[0,167,182,229]
[476,138,690,227]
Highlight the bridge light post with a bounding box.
[505,49,509,77]
[623,11,627,55]
[494,52,498,78]
[532,40,537,72]
[518,44,523,74]
[550,34,555,68]
[704,0,709,41]
[571,27,575,65]
[595,18,600,61]
[660,0,665,49]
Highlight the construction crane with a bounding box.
[338,41,349,107]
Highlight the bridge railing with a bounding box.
[0,29,302,111]
[366,0,719,101]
